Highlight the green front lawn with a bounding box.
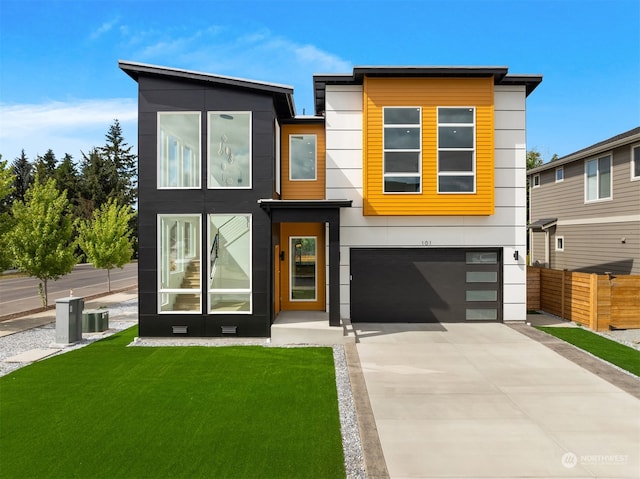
[0,328,345,479]
[536,326,640,376]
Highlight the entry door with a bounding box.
[280,223,325,311]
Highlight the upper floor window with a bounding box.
[290,134,317,180]
[632,144,640,180]
[585,155,611,202]
[532,174,540,188]
[383,107,421,193]
[208,112,251,189]
[555,166,564,183]
[438,107,475,193]
[158,112,201,189]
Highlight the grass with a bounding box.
[0,328,345,479]
[536,326,640,376]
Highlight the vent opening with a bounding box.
[221,325,237,335]
[172,325,188,335]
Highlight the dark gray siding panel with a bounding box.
[136,74,276,337]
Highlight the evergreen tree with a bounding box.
[34,149,58,184]
[55,153,80,210]
[77,198,135,291]
[98,120,137,207]
[7,177,76,307]
[0,156,16,272]
[79,147,117,218]
[11,150,33,205]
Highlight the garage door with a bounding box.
[350,248,501,323]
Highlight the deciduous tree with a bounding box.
[7,177,76,307]
[77,198,134,291]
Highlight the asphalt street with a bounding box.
[0,262,137,318]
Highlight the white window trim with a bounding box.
[584,153,613,203]
[555,166,564,183]
[383,106,422,194]
[208,111,253,190]
[208,214,253,315]
[157,112,202,190]
[437,106,476,194]
[289,134,317,181]
[532,174,540,188]
[157,214,202,314]
[631,143,640,181]
[555,236,564,252]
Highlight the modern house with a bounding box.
[527,127,640,275]
[120,61,542,338]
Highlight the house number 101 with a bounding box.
[421,240,432,246]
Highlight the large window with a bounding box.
[158,113,201,189]
[438,107,475,193]
[290,134,317,180]
[209,214,252,313]
[632,144,640,180]
[383,107,421,193]
[585,155,611,201]
[208,112,251,188]
[158,215,201,313]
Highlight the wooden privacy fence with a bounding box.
[527,267,640,331]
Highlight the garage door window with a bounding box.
[466,290,497,301]
[466,309,497,320]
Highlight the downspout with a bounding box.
[544,230,550,268]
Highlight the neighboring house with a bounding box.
[527,127,640,275]
[120,61,541,337]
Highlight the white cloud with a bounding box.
[90,18,120,41]
[0,99,138,161]
[125,26,352,113]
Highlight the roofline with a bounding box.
[528,127,640,174]
[313,65,542,114]
[118,60,296,117]
[119,60,294,93]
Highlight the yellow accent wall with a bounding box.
[363,77,495,215]
[280,124,325,200]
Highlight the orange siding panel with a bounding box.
[281,124,325,200]
[363,77,495,216]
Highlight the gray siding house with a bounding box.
[528,127,640,275]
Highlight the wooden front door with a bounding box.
[280,223,325,311]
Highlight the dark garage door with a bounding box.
[350,248,501,323]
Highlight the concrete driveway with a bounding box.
[353,322,640,478]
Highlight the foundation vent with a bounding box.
[172,325,188,335]
[221,325,237,335]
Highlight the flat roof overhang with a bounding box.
[313,66,543,115]
[258,199,352,211]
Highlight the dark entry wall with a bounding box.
[137,75,276,337]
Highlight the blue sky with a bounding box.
[1,0,638,165]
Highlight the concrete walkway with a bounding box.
[353,322,640,478]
